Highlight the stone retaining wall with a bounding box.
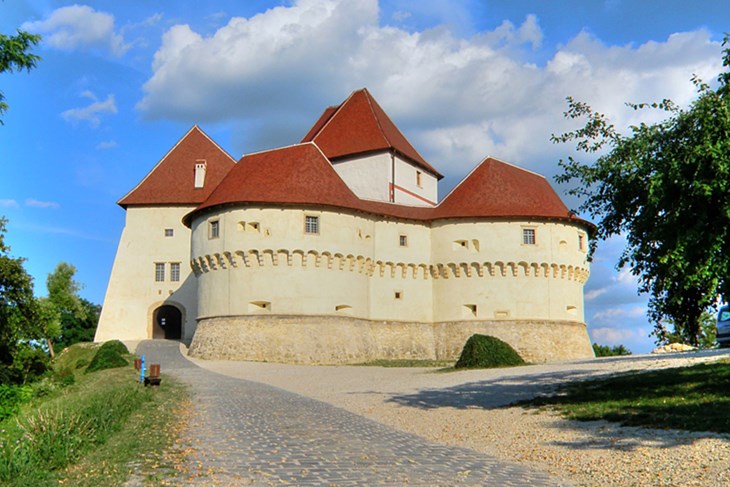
[188,315,593,364]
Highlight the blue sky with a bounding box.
[1,0,729,354]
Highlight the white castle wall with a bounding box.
[188,205,592,363]
[95,206,198,342]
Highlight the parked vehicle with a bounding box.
[717,306,730,348]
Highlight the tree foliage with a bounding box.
[0,30,41,122]
[592,343,632,357]
[45,262,99,351]
[553,39,730,346]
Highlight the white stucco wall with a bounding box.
[190,206,589,328]
[393,156,438,206]
[95,206,198,342]
[331,153,391,202]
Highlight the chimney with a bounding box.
[194,160,207,188]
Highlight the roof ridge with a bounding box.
[117,125,201,205]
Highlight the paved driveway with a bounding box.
[137,340,566,486]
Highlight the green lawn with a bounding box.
[0,343,189,486]
[521,359,730,433]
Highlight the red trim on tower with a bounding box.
[388,183,436,206]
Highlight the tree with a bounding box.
[553,39,730,346]
[0,217,43,382]
[0,30,41,123]
[46,262,99,350]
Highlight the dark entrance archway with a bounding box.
[153,305,182,340]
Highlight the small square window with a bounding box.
[154,263,165,282]
[170,262,181,282]
[399,235,408,247]
[522,228,536,245]
[164,228,174,237]
[305,215,319,234]
[209,220,220,239]
[394,291,402,300]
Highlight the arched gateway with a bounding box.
[153,305,182,340]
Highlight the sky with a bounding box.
[1,0,729,354]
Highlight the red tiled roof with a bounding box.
[118,126,236,208]
[186,145,588,229]
[192,143,364,216]
[302,89,443,179]
[433,157,579,220]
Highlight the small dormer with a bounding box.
[194,160,207,189]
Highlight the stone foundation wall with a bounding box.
[188,315,593,364]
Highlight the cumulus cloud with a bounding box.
[22,4,129,57]
[137,0,722,180]
[591,326,648,346]
[61,92,117,128]
[25,199,60,209]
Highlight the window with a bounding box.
[164,228,174,237]
[394,291,402,300]
[522,228,536,245]
[170,262,181,282]
[578,233,586,252]
[399,235,408,247]
[209,220,220,239]
[305,215,319,234]
[416,170,422,187]
[154,263,165,282]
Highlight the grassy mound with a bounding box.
[85,340,130,373]
[455,334,525,369]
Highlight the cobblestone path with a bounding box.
[137,340,567,486]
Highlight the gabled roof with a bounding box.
[191,142,364,217]
[118,125,236,208]
[433,157,578,220]
[302,89,443,179]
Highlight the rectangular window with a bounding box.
[522,228,536,245]
[305,215,319,234]
[170,262,181,282]
[209,220,220,239]
[399,235,408,247]
[578,234,586,252]
[164,228,174,237]
[416,170,422,187]
[154,263,165,282]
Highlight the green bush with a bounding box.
[74,358,89,369]
[455,334,525,369]
[0,384,32,421]
[85,341,129,374]
[592,343,632,357]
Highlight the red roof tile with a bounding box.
[433,157,578,220]
[192,143,364,216]
[187,147,589,229]
[118,126,236,208]
[302,89,443,179]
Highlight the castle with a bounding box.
[95,89,594,363]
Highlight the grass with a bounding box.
[0,343,189,486]
[521,359,730,434]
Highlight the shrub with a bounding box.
[85,341,129,374]
[592,343,632,357]
[455,334,525,369]
[0,384,32,421]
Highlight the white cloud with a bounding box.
[61,92,117,128]
[96,140,118,150]
[591,326,647,345]
[22,4,129,57]
[592,305,646,323]
[0,199,19,208]
[136,0,722,180]
[25,199,60,209]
